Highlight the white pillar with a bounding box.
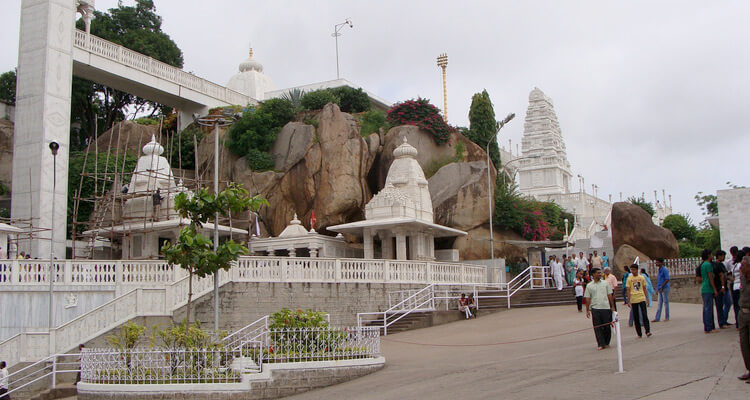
[396,233,407,261]
[426,234,435,260]
[309,247,318,258]
[380,233,392,259]
[288,247,296,257]
[12,0,77,258]
[363,229,374,259]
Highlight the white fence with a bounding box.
[641,257,701,277]
[0,257,487,286]
[73,30,251,107]
[80,326,380,384]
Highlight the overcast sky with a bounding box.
[2,1,748,222]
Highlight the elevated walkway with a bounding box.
[72,30,254,123]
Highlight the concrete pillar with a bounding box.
[12,0,77,258]
[416,232,426,260]
[379,233,392,259]
[363,229,374,259]
[309,247,318,258]
[396,233,407,261]
[426,234,435,260]
[288,247,296,257]
[268,249,275,256]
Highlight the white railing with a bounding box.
[81,347,247,384]
[233,257,487,284]
[641,257,701,277]
[357,284,436,335]
[0,257,487,287]
[222,315,269,351]
[73,30,251,106]
[0,259,176,286]
[5,353,81,397]
[264,326,380,363]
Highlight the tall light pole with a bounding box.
[486,113,515,271]
[195,111,237,332]
[48,141,59,330]
[436,53,448,122]
[332,18,353,79]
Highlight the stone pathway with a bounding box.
[287,303,748,400]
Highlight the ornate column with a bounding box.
[268,249,275,256]
[309,246,318,258]
[396,232,407,261]
[288,247,296,257]
[363,229,374,259]
[77,0,95,34]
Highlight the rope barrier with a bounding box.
[380,320,617,347]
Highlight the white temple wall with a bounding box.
[717,188,750,251]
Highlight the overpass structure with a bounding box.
[12,0,254,258]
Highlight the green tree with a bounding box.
[467,90,500,168]
[168,126,205,170]
[300,89,339,111]
[161,184,267,324]
[662,214,697,242]
[72,0,184,150]
[694,192,718,217]
[331,86,370,113]
[0,69,16,105]
[695,227,721,253]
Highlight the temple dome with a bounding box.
[226,48,275,101]
[278,214,309,238]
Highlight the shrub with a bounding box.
[107,321,146,351]
[359,110,388,136]
[628,196,655,216]
[227,98,295,158]
[246,148,275,171]
[331,86,370,113]
[386,98,454,144]
[270,308,329,329]
[134,117,160,125]
[300,89,340,111]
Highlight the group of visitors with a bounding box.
[696,246,750,382]
[458,293,476,319]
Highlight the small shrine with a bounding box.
[329,137,466,260]
[248,214,362,258]
[83,136,247,259]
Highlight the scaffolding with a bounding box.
[69,118,245,260]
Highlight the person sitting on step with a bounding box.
[458,293,472,319]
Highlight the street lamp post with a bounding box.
[194,111,237,332]
[332,19,353,79]
[486,113,515,272]
[48,141,59,330]
[564,218,569,259]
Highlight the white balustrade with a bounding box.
[642,257,701,277]
[73,30,251,106]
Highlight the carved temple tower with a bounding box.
[517,87,573,197]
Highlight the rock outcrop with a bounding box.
[611,202,679,260]
[453,226,526,261]
[428,161,495,231]
[87,120,159,155]
[270,122,315,173]
[613,244,650,276]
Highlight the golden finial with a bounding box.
[249,48,254,59]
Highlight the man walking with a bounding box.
[604,267,618,311]
[626,264,652,338]
[584,268,616,350]
[714,250,731,329]
[576,252,589,272]
[699,249,718,333]
[653,258,670,322]
[592,251,603,270]
[552,255,565,291]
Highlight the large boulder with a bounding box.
[611,202,679,259]
[453,226,526,261]
[87,120,159,155]
[197,126,239,185]
[613,244,650,277]
[270,122,315,172]
[428,161,495,231]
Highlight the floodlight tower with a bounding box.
[436,53,448,122]
[332,18,353,79]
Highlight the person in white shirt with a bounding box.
[551,255,564,291]
[727,246,742,328]
[0,360,9,399]
[592,251,603,269]
[576,252,590,272]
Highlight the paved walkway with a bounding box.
[289,303,748,400]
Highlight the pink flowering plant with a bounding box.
[386,98,455,144]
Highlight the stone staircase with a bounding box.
[478,285,625,309]
[361,309,490,335]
